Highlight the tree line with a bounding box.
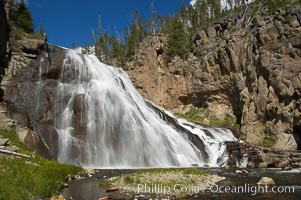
[7,0,45,39]
[7,0,34,34]
[91,0,255,66]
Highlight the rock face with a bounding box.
[127,4,301,150]
[0,0,9,99]
[1,32,66,158]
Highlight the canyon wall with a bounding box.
[127,4,301,150]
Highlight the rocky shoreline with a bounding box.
[100,169,225,198]
[62,167,301,200]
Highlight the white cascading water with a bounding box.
[55,49,238,168]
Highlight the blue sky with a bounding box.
[27,0,191,48]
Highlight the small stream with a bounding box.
[62,168,301,200]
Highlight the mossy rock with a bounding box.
[263,136,277,148]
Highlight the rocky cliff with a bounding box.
[0,0,9,99]
[1,36,68,159]
[127,3,301,150]
[0,1,64,157]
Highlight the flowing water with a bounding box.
[54,49,238,168]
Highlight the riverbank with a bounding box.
[100,168,224,198]
[62,167,301,200]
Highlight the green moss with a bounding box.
[0,129,82,199]
[263,136,277,148]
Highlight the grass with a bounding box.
[0,129,82,200]
[0,128,31,154]
[136,168,208,175]
[175,112,205,124]
[100,168,208,187]
[124,175,135,184]
[174,107,238,127]
[100,168,211,197]
[174,107,206,124]
[266,0,287,13]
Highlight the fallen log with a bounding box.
[106,187,118,192]
[0,149,32,159]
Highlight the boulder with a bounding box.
[277,159,290,169]
[0,138,9,146]
[257,162,268,168]
[257,177,275,185]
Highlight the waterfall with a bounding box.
[54,49,238,168]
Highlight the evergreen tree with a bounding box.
[126,21,138,57]
[180,0,189,34]
[95,17,111,62]
[71,42,77,49]
[8,0,34,34]
[166,12,190,62]
[126,11,146,58]
[209,0,222,18]
[38,24,45,38]
[15,0,34,33]
[157,14,170,34]
[110,35,127,66]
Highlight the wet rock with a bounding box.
[258,162,268,168]
[278,160,290,169]
[84,168,96,175]
[74,174,82,180]
[235,169,248,174]
[257,177,275,185]
[72,94,89,140]
[291,162,301,168]
[247,161,255,168]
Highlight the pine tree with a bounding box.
[15,0,34,33]
[166,12,190,62]
[126,20,138,57]
[95,17,111,62]
[209,0,221,19]
[110,35,127,66]
[126,11,146,58]
[180,0,189,34]
[38,24,45,38]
